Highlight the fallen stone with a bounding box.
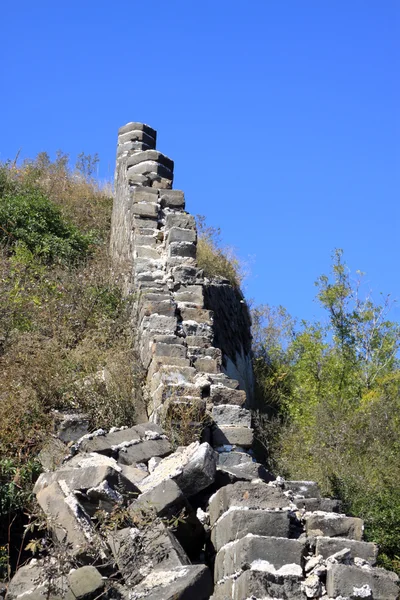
[212,405,252,427]
[67,566,104,599]
[108,523,189,586]
[139,442,217,497]
[306,511,364,540]
[217,450,253,467]
[212,425,253,448]
[315,536,378,564]
[216,462,274,486]
[226,567,303,600]
[129,565,213,600]
[118,438,172,466]
[326,563,399,599]
[77,423,164,455]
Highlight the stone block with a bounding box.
[171,265,203,284]
[212,405,252,427]
[149,175,173,189]
[180,307,213,324]
[217,451,253,467]
[132,203,159,218]
[130,187,159,203]
[139,441,217,497]
[212,425,253,448]
[283,480,321,498]
[210,374,240,389]
[229,568,303,600]
[295,497,341,512]
[174,284,203,304]
[326,563,399,599]
[140,299,176,318]
[141,314,177,334]
[211,508,291,551]
[168,241,196,258]
[36,482,96,559]
[165,212,196,230]
[216,461,274,486]
[127,150,173,171]
[78,423,164,455]
[128,160,173,180]
[194,356,220,373]
[132,216,159,230]
[68,566,104,600]
[135,246,160,260]
[316,536,378,565]
[118,122,157,139]
[159,190,185,209]
[118,438,172,466]
[210,385,246,406]
[108,523,189,587]
[153,342,187,359]
[54,412,90,443]
[167,227,197,244]
[215,535,306,581]
[134,234,157,247]
[119,128,156,147]
[185,335,213,348]
[306,512,364,540]
[129,565,213,600]
[131,479,186,518]
[38,437,67,471]
[209,481,290,526]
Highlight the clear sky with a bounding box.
[1,1,399,324]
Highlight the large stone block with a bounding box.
[139,441,217,497]
[215,534,306,581]
[165,212,196,230]
[130,186,159,203]
[216,461,274,486]
[118,437,172,467]
[326,563,399,599]
[211,509,291,551]
[108,523,189,586]
[228,568,304,600]
[168,241,196,258]
[212,405,252,427]
[129,565,213,600]
[306,511,364,540]
[212,425,253,448]
[132,202,159,218]
[210,385,246,406]
[127,160,173,180]
[294,496,341,512]
[209,481,290,526]
[167,227,197,244]
[118,122,157,140]
[77,423,164,455]
[127,150,174,173]
[315,536,378,565]
[159,190,185,209]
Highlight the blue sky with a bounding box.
[1,1,399,324]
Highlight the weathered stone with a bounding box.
[212,425,253,448]
[131,479,186,518]
[118,122,157,139]
[129,565,213,600]
[216,461,274,486]
[212,405,252,427]
[130,186,159,203]
[54,412,90,443]
[68,566,104,600]
[316,536,378,565]
[141,314,177,334]
[78,423,164,455]
[185,335,213,348]
[180,307,213,323]
[210,384,246,406]
[6,561,66,600]
[283,480,321,498]
[118,438,172,466]
[306,512,364,540]
[159,190,185,209]
[170,265,203,284]
[36,482,96,559]
[209,481,290,526]
[217,450,253,467]
[194,356,220,373]
[211,508,291,551]
[174,284,203,304]
[227,568,304,600]
[168,241,196,258]
[164,212,195,230]
[215,534,306,581]
[38,437,67,471]
[128,161,173,180]
[139,441,217,497]
[127,150,174,173]
[108,523,189,586]
[167,227,197,244]
[135,246,160,260]
[153,342,187,359]
[131,202,159,218]
[326,563,399,599]
[294,496,341,512]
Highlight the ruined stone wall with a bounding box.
[110,122,254,447]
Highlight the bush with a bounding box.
[196,215,244,289]
[0,168,94,263]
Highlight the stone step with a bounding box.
[305,511,364,541]
[315,535,378,565]
[326,563,399,599]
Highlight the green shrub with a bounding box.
[0,170,93,263]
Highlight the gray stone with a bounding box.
[185,335,213,348]
[159,190,185,209]
[294,496,341,512]
[167,227,197,244]
[130,186,159,203]
[165,212,195,230]
[216,462,274,486]
[118,122,157,139]
[132,203,159,218]
[174,285,203,304]
[77,424,162,455]
[171,265,203,284]
[316,536,378,565]
[211,509,291,551]
[306,512,364,540]
[127,160,173,181]
[108,523,189,586]
[215,535,306,581]
[54,412,90,443]
[127,150,174,173]
[217,451,253,467]
[283,480,321,498]
[135,246,160,260]
[212,405,252,427]
[210,385,246,406]
[212,425,253,448]
[68,566,104,599]
[153,342,187,358]
[139,441,217,497]
[180,307,213,323]
[36,482,97,559]
[129,565,213,600]
[168,241,196,258]
[38,437,67,471]
[326,563,399,599]
[209,481,290,526]
[118,438,172,466]
[131,479,186,518]
[228,568,304,600]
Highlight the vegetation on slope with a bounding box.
[0,154,141,580]
[253,250,400,574]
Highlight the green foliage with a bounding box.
[0,167,93,263]
[253,250,400,573]
[196,215,244,289]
